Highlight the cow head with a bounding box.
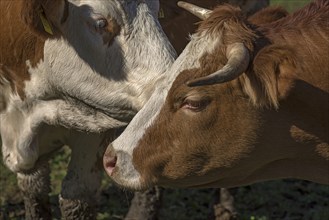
[20,0,174,79]
[1,0,176,173]
[104,3,305,190]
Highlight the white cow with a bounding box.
[0,0,175,219]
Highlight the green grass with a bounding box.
[271,0,311,12]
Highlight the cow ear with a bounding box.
[241,45,297,109]
[145,0,160,18]
[21,0,68,38]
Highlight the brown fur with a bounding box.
[132,0,329,188]
[159,0,271,54]
[0,1,44,98]
[247,6,288,25]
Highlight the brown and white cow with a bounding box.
[124,1,276,219]
[104,0,329,190]
[0,0,176,219]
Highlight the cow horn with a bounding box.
[177,1,212,20]
[187,43,250,87]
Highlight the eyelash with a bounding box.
[184,100,202,109]
[181,99,210,111]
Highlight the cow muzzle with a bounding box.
[103,144,145,190]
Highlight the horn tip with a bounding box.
[177,1,187,8]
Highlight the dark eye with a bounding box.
[181,98,211,112]
[95,19,108,30]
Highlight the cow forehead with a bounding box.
[73,0,117,13]
[111,30,221,148]
[69,0,139,29]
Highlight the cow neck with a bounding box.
[0,1,45,99]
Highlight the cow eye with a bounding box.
[181,97,210,112]
[95,19,108,30]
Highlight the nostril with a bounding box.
[103,154,117,176]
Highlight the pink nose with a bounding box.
[103,147,117,176]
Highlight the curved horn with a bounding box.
[177,1,212,20]
[187,43,250,87]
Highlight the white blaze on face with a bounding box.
[109,32,221,189]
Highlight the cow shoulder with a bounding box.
[247,6,288,26]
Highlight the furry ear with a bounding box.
[241,45,297,109]
[21,0,68,38]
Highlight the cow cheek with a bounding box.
[160,113,218,180]
[162,96,259,181]
[132,130,173,185]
